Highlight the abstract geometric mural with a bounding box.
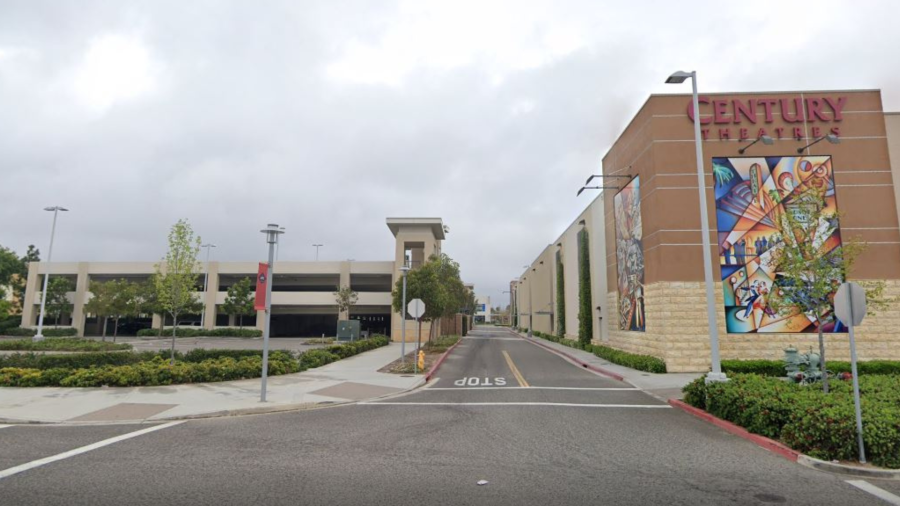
[714,156,842,333]
[614,176,645,331]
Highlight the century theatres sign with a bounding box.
[686,96,846,141]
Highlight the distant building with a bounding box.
[475,295,492,323]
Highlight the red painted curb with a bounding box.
[668,399,800,462]
[522,335,625,382]
[424,338,462,382]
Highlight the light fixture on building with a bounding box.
[738,134,774,154]
[577,173,631,196]
[797,133,840,154]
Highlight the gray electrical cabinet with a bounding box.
[336,320,360,342]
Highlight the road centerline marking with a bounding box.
[846,480,900,505]
[0,421,184,481]
[502,350,529,387]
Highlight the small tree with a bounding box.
[334,285,359,317]
[136,276,166,337]
[577,229,593,346]
[108,279,139,342]
[46,277,74,326]
[392,253,469,342]
[224,277,256,329]
[767,187,888,393]
[85,280,115,340]
[155,219,201,364]
[556,251,566,337]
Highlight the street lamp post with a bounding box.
[35,206,68,342]
[312,244,323,261]
[200,243,216,330]
[260,223,285,402]
[666,70,726,382]
[400,262,409,364]
[502,290,511,326]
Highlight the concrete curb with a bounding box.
[797,455,900,479]
[668,399,800,462]
[425,338,463,382]
[519,334,626,382]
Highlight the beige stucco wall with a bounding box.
[888,113,900,237]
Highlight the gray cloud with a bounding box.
[1,0,898,307]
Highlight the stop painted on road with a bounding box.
[454,377,507,387]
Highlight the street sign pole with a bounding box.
[407,298,425,374]
[835,282,867,463]
[848,323,866,464]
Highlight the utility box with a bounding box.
[336,320,360,342]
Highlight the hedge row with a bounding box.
[0,336,390,387]
[0,337,131,352]
[531,330,667,374]
[1,327,78,337]
[683,374,900,468]
[136,327,263,338]
[722,359,900,377]
[0,317,22,331]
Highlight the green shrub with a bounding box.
[424,335,460,353]
[683,373,900,468]
[592,344,667,373]
[721,359,900,377]
[0,317,22,331]
[136,327,263,338]
[0,337,131,352]
[0,351,154,370]
[1,327,78,337]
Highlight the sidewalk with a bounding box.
[513,330,701,400]
[0,343,424,424]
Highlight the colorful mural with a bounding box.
[714,156,842,333]
[614,176,645,331]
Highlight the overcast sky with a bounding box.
[2,0,899,307]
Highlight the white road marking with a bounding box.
[360,402,670,408]
[0,421,184,481]
[846,480,900,505]
[0,425,11,430]
[428,386,639,391]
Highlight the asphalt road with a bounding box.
[0,327,893,505]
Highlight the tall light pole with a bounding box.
[312,244,323,261]
[35,206,68,342]
[260,223,284,402]
[400,262,409,364]
[666,70,726,382]
[200,243,216,329]
[502,290,511,326]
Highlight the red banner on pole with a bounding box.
[254,262,269,311]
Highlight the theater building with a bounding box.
[516,89,900,372]
[21,218,446,341]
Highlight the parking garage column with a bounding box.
[203,262,220,330]
[71,263,89,337]
[339,261,351,320]
[21,262,40,326]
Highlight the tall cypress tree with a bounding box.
[556,250,565,337]
[577,230,593,345]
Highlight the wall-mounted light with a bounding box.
[797,134,840,154]
[738,134,774,154]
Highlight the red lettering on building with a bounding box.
[739,128,749,140]
[823,97,847,121]
[757,99,777,122]
[811,126,822,137]
[774,127,784,138]
[733,100,756,124]
[687,97,712,125]
[701,129,710,140]
[719,128,731,140]
[781,98,804,123]
[830,127,841,136]
[713,100,729,123]
[757,128,768,138]
[805,98,829,122]
[793,127,803,140]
